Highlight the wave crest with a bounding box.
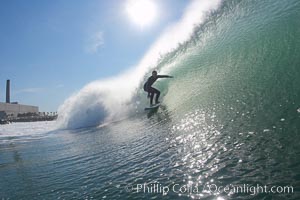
[57,0,223,129]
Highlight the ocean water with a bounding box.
[1,0,300,199]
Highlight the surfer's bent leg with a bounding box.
[148,87,160,104]
[155,90,160,104]
[150,92,154,105]
[148,87,159,105]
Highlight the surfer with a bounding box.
[143,70,173,106]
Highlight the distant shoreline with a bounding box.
[0,115,57,125]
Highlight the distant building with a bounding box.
[0,102,39,117]
[0,80,39,119]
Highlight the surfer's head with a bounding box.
[152,70,157,77]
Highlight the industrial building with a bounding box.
[0,80,39,119]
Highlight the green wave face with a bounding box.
[156,0,300,131]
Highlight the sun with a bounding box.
[125,0,157,28]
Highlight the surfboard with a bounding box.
[144,103,160,111]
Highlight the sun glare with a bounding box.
[126,0,157,28]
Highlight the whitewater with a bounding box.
[1,0,300,199]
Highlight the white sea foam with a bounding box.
[0,121,56,142]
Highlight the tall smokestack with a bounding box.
[6,79,10,103]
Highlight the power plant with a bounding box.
[6,79,10,103]
[0,79,39,120]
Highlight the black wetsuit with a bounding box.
[143,75,170,105]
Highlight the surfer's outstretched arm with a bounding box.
[157,75,173,78]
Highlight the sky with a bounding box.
[0,0,189,112]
